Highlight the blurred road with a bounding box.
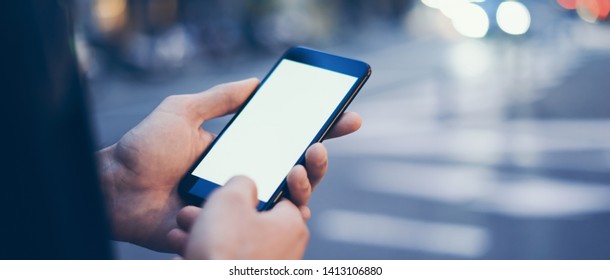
[91,21,610,259]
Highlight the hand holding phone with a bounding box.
[178,47,371,210]
[183,176,309,259]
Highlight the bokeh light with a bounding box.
[578,0,610,21]
[496,1,531,35]
[420,0,490,39]
[451,3,489,38]
[577,0,600,22]
[93,0,128,33]
[559,0,610,22]
[557,0,577,9]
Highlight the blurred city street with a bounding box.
[87,1,610,259]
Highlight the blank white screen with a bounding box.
[192,59,357,202]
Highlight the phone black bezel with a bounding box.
[178,46,371,210]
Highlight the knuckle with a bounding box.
[308,150,328,171]
[162,94,183,105]
[300,170,311,190]
[161,95,191,112]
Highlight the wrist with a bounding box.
[97,144,132,243]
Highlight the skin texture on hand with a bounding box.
[97,78,362,253]
[97,79,260,251]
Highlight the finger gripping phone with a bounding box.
[178,46,371,210]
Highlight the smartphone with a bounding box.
[178,46,371,210]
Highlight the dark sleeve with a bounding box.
[0,0,113,259]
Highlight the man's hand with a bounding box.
[184,176,309,259]
[97,78,362,252]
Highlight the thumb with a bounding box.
[206,175,260,211]
[190,78,259,122]
[185,176,259,259]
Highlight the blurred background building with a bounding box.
[75,0,610,259]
